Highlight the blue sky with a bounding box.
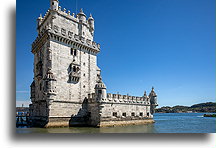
[16,0,215,107]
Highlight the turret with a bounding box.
[95,75,106,102]
[37,14,43,32]
[77,8,86,22]
[50,0,59,10]
[149,87,158,114]
[88,14,95,34]
[43,68,57,96]
[149,87,157,105]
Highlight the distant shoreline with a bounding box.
[155,102,215,113]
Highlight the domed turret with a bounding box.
[149,87,158,114]
[37,14,43,28]
[50,0,59,10]
[77,8,86,22]
[88,14,95,32]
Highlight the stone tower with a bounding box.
[29,0,101,127]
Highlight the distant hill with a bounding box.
[16,107,29,113]
[156,102,216,113]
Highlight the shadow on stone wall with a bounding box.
[69,98,90,127]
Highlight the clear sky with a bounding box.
[16,0,215,107]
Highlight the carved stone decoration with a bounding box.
[61,28,66,36]
[74,34,79,41]
[43,68,57,95]
[53,25,59,33]
[68,31,73,38]
[35,61,43,79]
[30,81,35,101]
[68,62,81,83]
[46,47,52,68]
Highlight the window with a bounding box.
[71,48,77,56]
[131,112,135,116]
[122,112,126,117]
[70,48,73,55]
[98,90,102,94]
[83,73,85,76]
[73,66,76,72]
[74,49,77,56]
[140,112,143,116]
[83,85,85,88]
[147,112,150,116]
[83,62,85,66]
[40,83,42,91]
[113,112,117,117]
[52,2,54,5]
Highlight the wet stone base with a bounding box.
[98,119,155,127]
[40,117,89,128]
[30,117,154,128]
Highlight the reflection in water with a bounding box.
[16,113,216,133]
[16,124,156,134]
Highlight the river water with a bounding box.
[16,113,216,133]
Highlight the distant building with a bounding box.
[29,0,158,127]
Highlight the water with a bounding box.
[16,113,216,133]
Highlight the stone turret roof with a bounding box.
[95,75,106,89]
[88,13,94,20]
[78,8,86,17]
[149,87,157,97]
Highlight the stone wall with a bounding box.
[88,93,153,127]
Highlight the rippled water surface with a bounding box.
[16,113,216,133]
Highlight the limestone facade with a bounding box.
[29,0,158,127]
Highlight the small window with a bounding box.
[52,2,54,5]
[147,112,150,116]
[83,85,85,88]
[40,83,42,91]
[71,48,77,56]
[98,90,102,94]
[83,73,85,76]
[122,112,126,117]
[70,48,73,55]
[113,112,117,117]
[131,112,135,116]
[69,64,72,72]
[140,112,143,116]
[74,49,77,56]
[73,66,76,72]
[83,62,85,66]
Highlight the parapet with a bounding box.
[88,92,151,105]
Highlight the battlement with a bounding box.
[31,29,100,53]
[33,4,99,54]
[88,92,150,105]
[38,5,93,28]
